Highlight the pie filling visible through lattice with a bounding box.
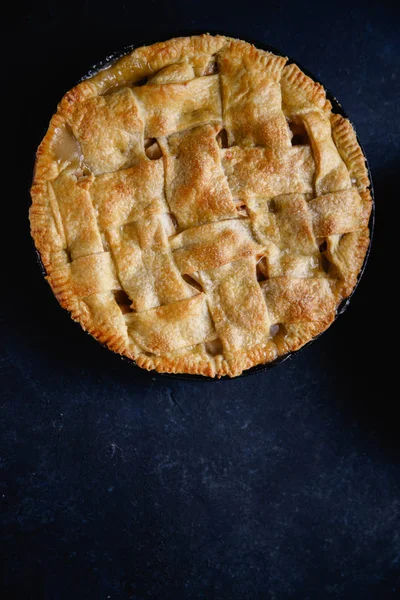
[30,35,372,378]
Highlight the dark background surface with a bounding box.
[2,1,399,598]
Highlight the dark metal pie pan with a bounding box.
[34,35,375,381]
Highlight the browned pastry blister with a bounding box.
[30,34,372,377]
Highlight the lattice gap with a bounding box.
[182,274,204,292]
[216,128,229,148]
[52,124,84,171]
[270,323,286,338]
[160,213,179,237]
[256,256,269,282]
[236,204,249,218]
[102,85,121,96]
[318,238,331,273]
[144,138,162,160]
[205,339,223,356]
[288,120,310,146]
[76,164,93,182]
[205,54,219,75]
[318,239,327,253]
[321,255,331,274]
[101,233,110,252]
[113,290,134,313]
[268,199,278,214]
[135,76,148,87]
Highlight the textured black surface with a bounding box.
[2,1,399,598]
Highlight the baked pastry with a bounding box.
[30,34,372,378]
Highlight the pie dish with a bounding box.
[30,34,372,378]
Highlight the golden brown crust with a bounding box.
[170,220,264,273]
[107,216,195,312]
[67,88,145,175]
[325,229,371,299]
[91,160,167,229]
[222,146,315,198]
[87,35,228,94]
[261,277,336,325]
[281,63,332,117]
[301,111,351,196]
[161,124,237,228]
[219,40,290,149]
[198,257,271,357]
[30,34,372,378]
[135,75,222,138]
[330,113,370,191]
[126,293,215,355]
[309,189,369,236]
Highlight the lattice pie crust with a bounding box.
[30,35,372,377]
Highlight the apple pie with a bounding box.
[30,35,372,377]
